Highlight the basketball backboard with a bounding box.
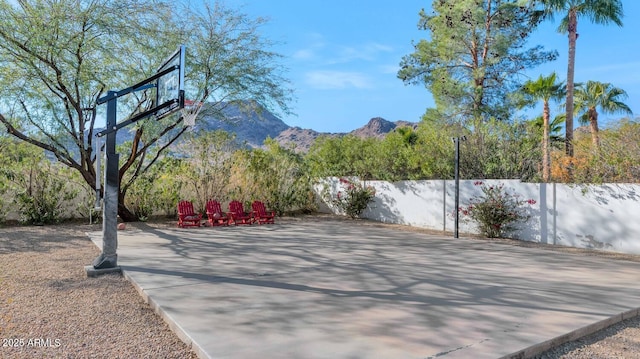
[155,44,185,119]
[96,44,186,137]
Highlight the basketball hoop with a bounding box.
[181,99,204,128]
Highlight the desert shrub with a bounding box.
[329,178,376,219]
[551,119,640,183]
[125,174,156,221]
[14,161,78,225]
[231,139,316,215]
[460,181,535,238]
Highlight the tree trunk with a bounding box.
[589,108,600,150]
[565,9,577,158]
[118,191,138,222]
[542,101,551,182]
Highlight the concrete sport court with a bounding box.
[88,216,640,359]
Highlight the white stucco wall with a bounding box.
[317,178,640,255]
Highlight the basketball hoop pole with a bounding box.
[85,44,185,276]
[89,90,120,272]
[90,83,171,272]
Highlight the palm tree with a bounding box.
[574,80,632,150]
[538,0,624,157]
[396,126,419,147]
[530,114,566,149]
[521,73,566,182]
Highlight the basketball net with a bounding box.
[181,99,204,129]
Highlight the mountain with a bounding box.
[187,102,417,151]
[349,117,419,139]
[274,127,333,152]
[194,101,290,147]
[276,117,419,152]
[349,117,397,138]
[104,101,417,152]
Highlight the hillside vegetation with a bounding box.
[1,115,639,225]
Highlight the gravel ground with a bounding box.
[0,222,197,359]
[534,315,640,358]
[1,219,639,358]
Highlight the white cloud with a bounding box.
[329,42,394,64]
[305,70,373,89]
[335,42,393,62]
[579,61,640,86]
[584,61,640,73]
[292,34,394,65]
[290,33,326,61]
[379,64,401,74]
[292,49,315,60]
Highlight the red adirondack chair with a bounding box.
[251,201,275,224]
[227,200,252,225]
[206,199,229,226]
[177,200,202,228]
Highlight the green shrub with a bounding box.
[14,164,78,225]
[125,174,159,222]
[460,181,535,238]
[331,178,376,219]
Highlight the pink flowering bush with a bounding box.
[333,178,376,219]
[459,181,536,238]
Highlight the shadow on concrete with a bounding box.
[107,218,640,358]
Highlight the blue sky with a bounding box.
[228,0,640,133]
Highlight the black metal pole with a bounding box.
[454,137,460,239]
[92,91,119,269]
